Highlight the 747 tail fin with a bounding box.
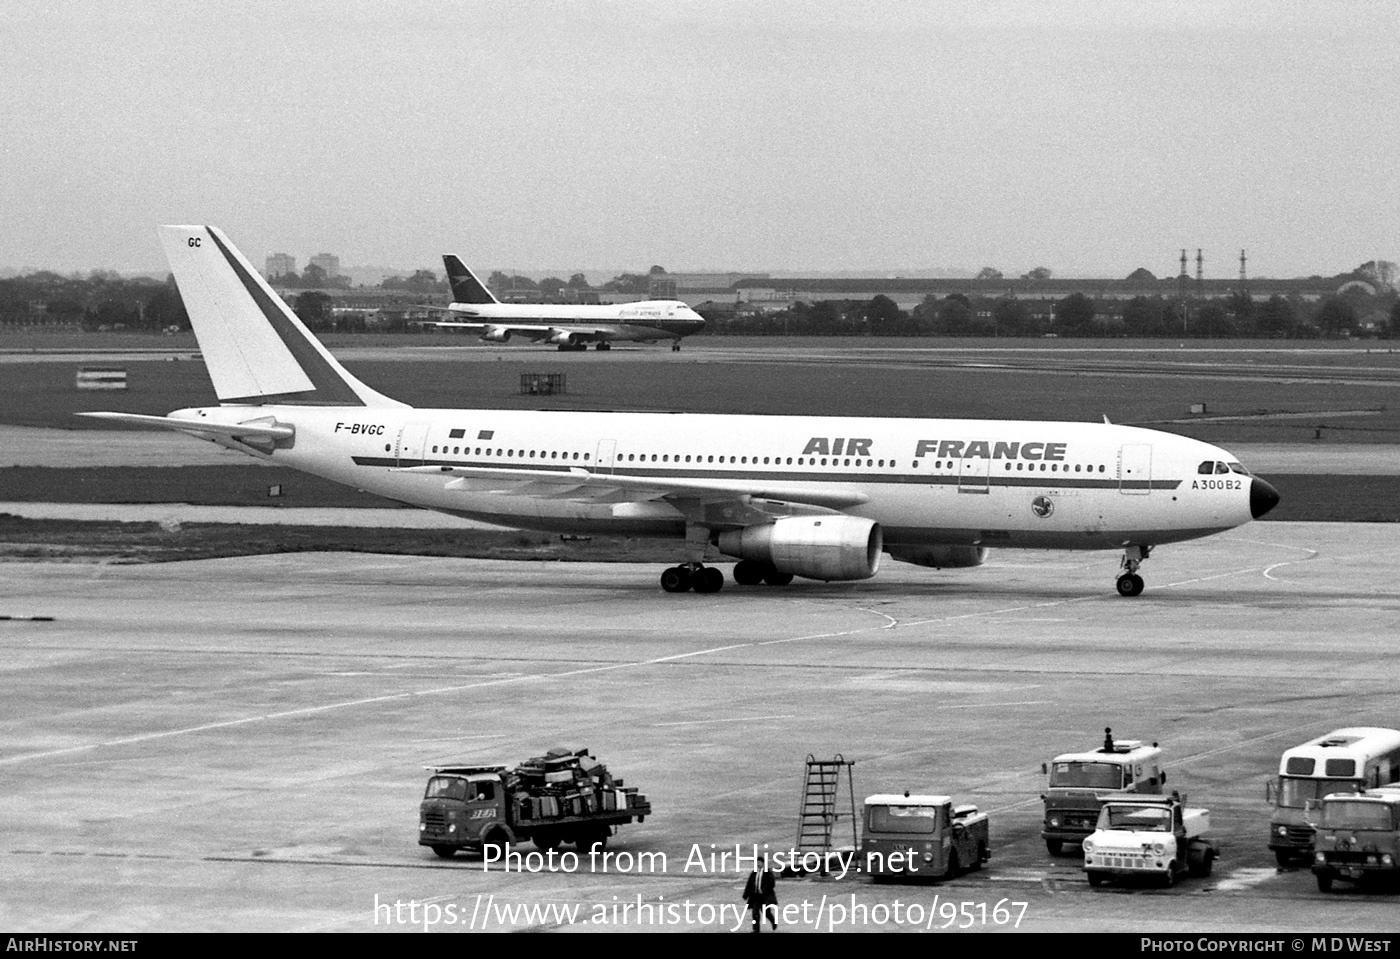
[442,255,500,305]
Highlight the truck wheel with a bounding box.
[1189,851,1214,878]
[481,829,508,861]
[1316,873,1333,892]
[1274,850,1292,868]
[1045,840,1063,856]
[971,842,988,871]
[431,845,456,859]
[579,828,608,853]
[534,832,560,852]
[1086,871,1105,888]
[945,851,960,880]
[1162,864,1178,888]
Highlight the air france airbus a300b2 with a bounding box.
[82,226,1280,597]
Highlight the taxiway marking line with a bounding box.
[652,715,796,727]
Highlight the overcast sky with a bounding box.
[2,0,1395,278]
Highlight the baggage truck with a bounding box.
[861,793,990,881]
[419,747,650,858]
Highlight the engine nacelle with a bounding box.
[547,329,575,345]
[479,327,512,343]
[717,516,882,582]
[885,545,989,569]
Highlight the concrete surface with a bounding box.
[2,522,1399,933]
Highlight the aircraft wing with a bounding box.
[75,411,295,440]
[394,464,868,519]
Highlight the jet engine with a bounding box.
[717,516,882,582]
[885,545,989,569]
[479,327,512,343]
[548,330,575,345]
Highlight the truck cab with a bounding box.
[419,766,510,858]
[1307,785,1400,891]
[1082,793,1215,888]
[1042,728,1165,854]
[861,793,989,882]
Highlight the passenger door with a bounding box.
[958,440,990,494]
[396,423,430,467]
[1119,443,1152,495]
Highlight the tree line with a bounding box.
[700,290,1399,339]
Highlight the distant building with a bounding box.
[647,275,677,299]
[309,253,341,280]
[265,253,296,279]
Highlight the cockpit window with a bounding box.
[1227,462,1250,475]
[1214,462,1230,474]
[1198,461,1214,475]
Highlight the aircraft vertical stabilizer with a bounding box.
[157,225,404,408]
[443,255,500,305]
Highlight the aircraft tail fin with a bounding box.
[442,255,500,305]
[158,226,404,408]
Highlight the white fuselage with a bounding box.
[181,405,1258,549]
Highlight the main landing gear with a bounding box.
[660,564,724,594]
[732,559,794,587]
[1116,545,1152,597]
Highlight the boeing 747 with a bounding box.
[425,255,705,351]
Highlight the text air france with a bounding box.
[801,436,1068,461]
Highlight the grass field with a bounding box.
[5,338,1400,445]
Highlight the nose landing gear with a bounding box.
[1116,545,1151,597]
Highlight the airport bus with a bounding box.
[1268,727,1400,865]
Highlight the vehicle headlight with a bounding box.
[1276,825,1288,836]
[1315,852,1326,863]
[1082,840,1094,853]
[1383,854,1394,866]
[923,853,934,863]
[1049,817,1060,827]
[419,823,426,832]
[448,824,456,833]
[1153,843,1165,855]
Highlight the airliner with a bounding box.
[424,255,705,351]
[81,226,1280,597]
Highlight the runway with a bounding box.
[3,522,1399,932]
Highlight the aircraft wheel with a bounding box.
[1116,573,1145,597]
[763,568,794,586]
[660,566,692,593]
[733,560,765,586]
[693,566,724,594]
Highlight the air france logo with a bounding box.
[914,439,1068,462]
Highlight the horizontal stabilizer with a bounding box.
[76,411,294,439]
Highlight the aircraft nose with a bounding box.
[1250,477,1281,519]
